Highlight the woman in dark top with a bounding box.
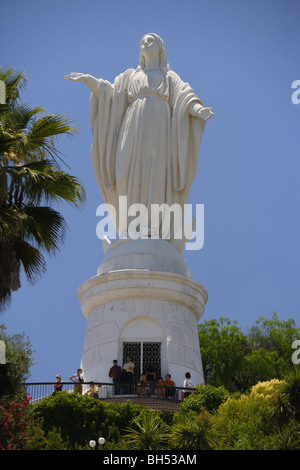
[52,374,63,395]
[145,367,156,396]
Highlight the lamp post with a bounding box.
[89,436,105,449]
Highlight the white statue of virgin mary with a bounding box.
[65,33,213,247]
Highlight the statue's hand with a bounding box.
[198,107,214,121]
[64,72,88,82]
[189,102,214,120]
[65,73,100,95]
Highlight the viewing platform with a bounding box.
[17,382,195,413]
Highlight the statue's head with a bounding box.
[138,33,170,73]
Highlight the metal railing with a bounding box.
[12,382,195,412]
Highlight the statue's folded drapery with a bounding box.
[89,68,206,239]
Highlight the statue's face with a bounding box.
[140,34,160,58]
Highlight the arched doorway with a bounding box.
[120,316,164,383]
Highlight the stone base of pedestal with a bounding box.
[78,259,208,388]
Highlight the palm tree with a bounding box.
[123,412,169,450]
[273,421,300,450]
[278,367,300,423]
[170,411,223,450]
[0,67,85,310]
[268,392,293,431]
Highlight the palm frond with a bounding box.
[27,113,77,144]
[124,414,169,450]
[21,205,66,252]
[9,103,44,131]
[0,207,22,237]
[15,239,46,282]
[2,159,85,208]
[0,67,27,106]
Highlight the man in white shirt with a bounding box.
[183,371,195,399]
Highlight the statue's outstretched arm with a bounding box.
[64,72,100,95]
[189,101,214,121]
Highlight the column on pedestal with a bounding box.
[78,270,208,388]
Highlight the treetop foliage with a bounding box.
[198,312,300,392]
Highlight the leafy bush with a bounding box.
[32,392,102,446]
[213,392,275,449]
[250,379,282,399]
[177,384,231,416]
[0,324,35,395]
[28,368,300,450]
[29,424,72,450]
[32,391,147,448]
[199,313,300,393]
[0,395,33,449]
[212,378,300,450]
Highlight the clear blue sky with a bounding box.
[1,0,299,383]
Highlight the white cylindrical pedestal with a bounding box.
[78,254,208,388]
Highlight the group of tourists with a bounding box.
[108,357,195,399]
[108,357,177,398]
[137,373,176,399]
[52,360,195,399]
[52,368,98,397]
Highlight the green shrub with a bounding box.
[170,410,224,450]
[177,384,231,416]
[123,412,169,450]
[31,377,300,450]
[32,392,146,448]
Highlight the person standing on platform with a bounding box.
[146,366,156,396]
[123,357,135,393]
[52,374,63,396]
[183,371,195,398]
[70,368,84,394]
[108,359,122,395]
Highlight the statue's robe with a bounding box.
[89,68,206,243]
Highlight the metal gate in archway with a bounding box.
[122,342,161,383]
